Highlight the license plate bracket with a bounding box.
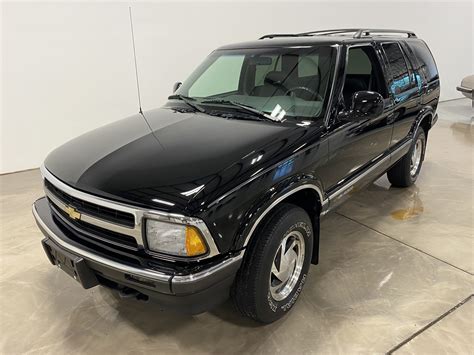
[42,238,99,289]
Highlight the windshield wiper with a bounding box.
[168,94,206,113]
[200,98,280,122]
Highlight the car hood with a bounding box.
[45,107,307,213]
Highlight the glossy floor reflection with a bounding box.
[1,99,472,354]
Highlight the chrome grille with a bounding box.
[44,179,135,228]
[52,203,138,249]
[43,181,143,243]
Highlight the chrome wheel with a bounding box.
[410,137,423,177]
[269,230,305,301]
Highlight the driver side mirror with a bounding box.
[347,91,384,120]
[172,81,182,93]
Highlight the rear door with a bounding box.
[404,40,440,109]
[380,42,421,146]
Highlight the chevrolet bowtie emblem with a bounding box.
[65,206,81,220]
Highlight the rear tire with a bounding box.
[231,203,313,323]
[387,128,426,187]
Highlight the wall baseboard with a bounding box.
[439,97,471,103]
[0,167,40,177]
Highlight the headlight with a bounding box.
[145,219,208,257]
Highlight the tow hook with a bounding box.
[118,287,149,301]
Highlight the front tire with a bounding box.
[387,128,426,187]
[231,203,313,323]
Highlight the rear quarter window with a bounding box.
[407,41,439,82]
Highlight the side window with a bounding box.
[346,48,372,75]
[189,55,245,97]
[401,43,423,92]
[382,43,411,95]
[407,41,439,82]
[342,46,388,107]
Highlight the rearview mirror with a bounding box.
[248,56,273,65]
[349,91,384,120]
[172,81,182,93]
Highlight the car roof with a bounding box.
[217,29,418,50]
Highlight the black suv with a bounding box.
[33,29,440,323]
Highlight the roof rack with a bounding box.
[258,33,311,40]
[353,29,417,38]
[259,28,417,40]
[298,28,364,36]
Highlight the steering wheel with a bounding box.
[284,86,324,101]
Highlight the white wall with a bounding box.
[1,1,473,174]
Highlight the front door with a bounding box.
[321,44,393,204]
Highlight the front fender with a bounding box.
[232,174,326,251]
[196,132,328,255]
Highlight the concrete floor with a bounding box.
[0,99,472,354]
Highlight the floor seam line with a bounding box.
[385,294,474,354]
[335,212,473,276]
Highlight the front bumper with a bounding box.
[33,197,243,314]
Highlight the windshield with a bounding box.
[175,45,337,121]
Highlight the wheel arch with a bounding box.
[419,113,432,135]
[237,181,326,265]
[413,108,435,137]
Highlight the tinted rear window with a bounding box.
[382,43,411,93]
[407,41,438,81]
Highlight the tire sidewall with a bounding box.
[254,212,313,322]
[408,128,426,183]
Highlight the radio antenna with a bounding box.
[129,6,143,114]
